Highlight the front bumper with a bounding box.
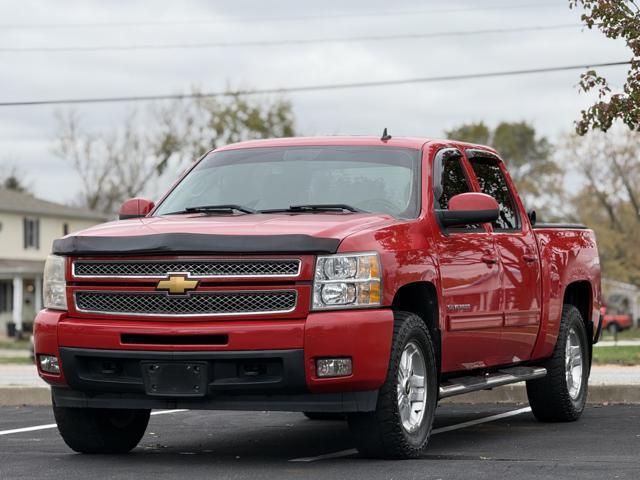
[35,308,394,411]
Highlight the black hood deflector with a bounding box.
[52,233,341,256]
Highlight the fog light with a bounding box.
[39,355,60,374]
[316,358,352,378]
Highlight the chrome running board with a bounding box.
[439,366,547,399]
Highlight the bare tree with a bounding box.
[53,110,161,213]
[53,91,296,213]
[561,127,640,283]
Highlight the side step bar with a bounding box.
[439,366,547,399]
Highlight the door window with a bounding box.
[433,150,471,210]
[469,157,520,231]
[433,149,483,231]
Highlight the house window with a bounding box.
[23,217,40,249]
[63,223,69,236]
[0,281,13,313]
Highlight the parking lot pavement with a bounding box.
[0,404,638,480]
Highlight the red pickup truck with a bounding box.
[35,136,602,459]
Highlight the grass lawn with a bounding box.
[0,339,30,350]
[601,328,640,340]
[0,356,32,365]
[593,346,640,365]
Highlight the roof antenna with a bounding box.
[381,127,392,141]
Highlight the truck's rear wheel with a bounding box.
[526,305,589,422]
[347,312,438,459]
[53,405,150,454]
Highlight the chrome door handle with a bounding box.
[523,254,538,263]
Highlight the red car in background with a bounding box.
[601,306,633,334]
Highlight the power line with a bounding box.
[0,61,629,108]
[0,2,562,29]
[0,24,581,53]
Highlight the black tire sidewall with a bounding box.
[388,316,438,449]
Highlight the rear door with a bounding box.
[467,150,542,362]
[431,148,505,372]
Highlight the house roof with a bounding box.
[0,189,108,221]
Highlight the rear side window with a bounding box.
[469,157,520,231]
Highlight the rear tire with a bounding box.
[347,312,438,459]
[53,405,150,454]
[526,305,589,422]
[607,323,620,335]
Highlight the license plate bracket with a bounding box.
[141,361,208,397]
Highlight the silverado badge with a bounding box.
[156,273,199,295]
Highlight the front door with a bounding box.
[432,148,505,372]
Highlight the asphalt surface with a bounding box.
[0,404,638,480]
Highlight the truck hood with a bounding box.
[53,213,398,256]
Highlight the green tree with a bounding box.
[569,1,640,134]
[153,91,296,175]
[445,121,563,219]
[53,92,296,213]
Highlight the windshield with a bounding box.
[154,146,421,218]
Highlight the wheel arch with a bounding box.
[563,280,592,325]
[391,281,441,377]
[563,280,594,366]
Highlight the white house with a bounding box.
[0,188,108,337]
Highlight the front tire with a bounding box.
[53,405,150,454]
[526,305,589,422]
[347,312,438,459]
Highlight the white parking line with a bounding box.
[0,423,57,437]
[0,409,188,437]
[289,406,532,462]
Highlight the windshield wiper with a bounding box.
[166,204,257,215]
[260,204,364,214]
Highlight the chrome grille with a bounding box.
[73,259,301,278]
[74,290,297,317]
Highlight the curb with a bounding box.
[1,384,640,407]
[0,387,50,407]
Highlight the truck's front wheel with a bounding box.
[526,305,589,422]
[53,405,150,454]
[347,312,438,459]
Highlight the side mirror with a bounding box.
[118,198,155,220]
[436,192,499,227]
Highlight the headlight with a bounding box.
[43,255,67,310]
[312,253,381,310]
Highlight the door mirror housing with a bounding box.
[119,198,155,220]
[436,192,499,227]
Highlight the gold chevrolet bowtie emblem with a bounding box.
[156,274,199,295]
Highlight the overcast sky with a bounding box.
[0,0,630,204]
